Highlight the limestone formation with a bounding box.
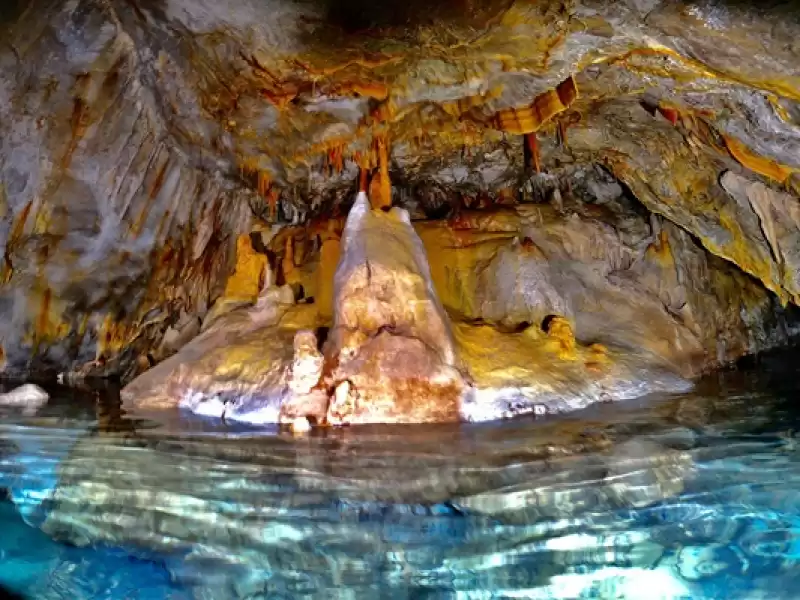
[287,330,323,396]
[542,315,578,361]
[720,171,800,301]
[324,191,466,424]
[121,284,302,420]
[0,384,49,415]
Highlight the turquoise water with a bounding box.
[1,349,800,599]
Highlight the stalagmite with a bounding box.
[323,190,467,424]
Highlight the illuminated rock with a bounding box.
[0,384,49,415]
[541,315,578,361]
[454,321,690,422]
[121,285,301,419]
[289,416,312,434]
[325,191,466,424]
[287,330,323,395]
[222,234,269,304]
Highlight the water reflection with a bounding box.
[1,349,800,599]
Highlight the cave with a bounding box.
[3,0,799,426]
[2,1,800,596]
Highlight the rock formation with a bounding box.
[323,191,466,424]
[0,383,49,415]
[2,0,800,423]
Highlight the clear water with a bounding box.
[1,349,800,600]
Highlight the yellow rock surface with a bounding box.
[316,230,341,321]
[416,219,516,318]
[122,302,314,414]
[222,234,268,303]
[453,321,619,419]
[542,315,578,361]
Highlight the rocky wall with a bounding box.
[0,0,254,378]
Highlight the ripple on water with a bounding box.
[1,356,800,599]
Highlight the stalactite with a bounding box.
[525,132,541,174]
[327,144,345,175]
[657,104,680,126]
[266,188,280,222]
[488,76,579,134]
[365,133,392,210]
[257,171,270,197]
[557,119,568,148]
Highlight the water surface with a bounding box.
[1,349,800,599]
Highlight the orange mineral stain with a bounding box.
[722,134,795,184]
[489,76,578,134]
[371,134,392,210]
[525,132,541,173]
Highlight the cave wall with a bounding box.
[415,201,786,378]
[0,1,253,377]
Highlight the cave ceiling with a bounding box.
[11,0,794,295]
[105,0,800,189]
[9,0,798,192]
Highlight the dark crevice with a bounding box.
[315,327,330,352]
[541,314,559,334]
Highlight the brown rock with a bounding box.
[327,333,463,425]
[287,330,323,395]
[325,192,466,424]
